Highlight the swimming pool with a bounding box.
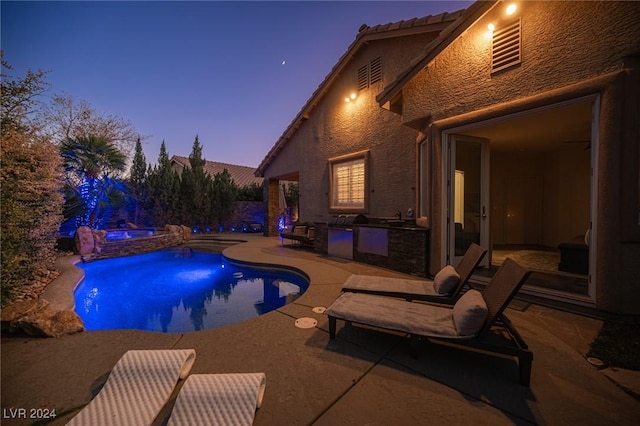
[74,248,309,333]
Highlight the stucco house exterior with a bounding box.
[256,1,640,316]
[256,9,465,224]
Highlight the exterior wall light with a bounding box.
[506,3,517,15]
[487,23,495,32]
[345,92,357,103]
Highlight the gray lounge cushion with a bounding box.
[326,292,462,338]
[452,290,487,336]
[433,265,460,295]
[342,275,438,297]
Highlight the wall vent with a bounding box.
[492,19,521,74]
[370,57,382,84]
[357,57,383,90]
[358,65,369,90]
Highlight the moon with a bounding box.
[282,60,286,65]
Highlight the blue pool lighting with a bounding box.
[74,248,309,333]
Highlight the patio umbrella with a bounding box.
[278,183,287,213]
[278,183,288,232]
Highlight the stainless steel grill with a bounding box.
[328,214,368,229]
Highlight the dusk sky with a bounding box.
[2,1,472,168]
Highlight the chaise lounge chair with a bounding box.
[342,243,487,303]
[326,258,533,386]
[68,349,196,426]
[69,349,267,426]
[168,373,266,426]
[280,222,315,247]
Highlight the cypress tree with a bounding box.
[147,140,179,227]
[180,135,212,230]
[129,137,147,224]
[210,168,238,230]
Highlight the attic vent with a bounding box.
[357,57,383,91]
[492,19,521,74]
[370,57,382,84]
[358,65,368,90]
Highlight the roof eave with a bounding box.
[256,10,467,177]
[377,1,497,108]
[170,155,189,167]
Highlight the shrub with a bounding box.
[237,182,264,201]
[0,129,64,305]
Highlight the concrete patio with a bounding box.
[2,235,639,425]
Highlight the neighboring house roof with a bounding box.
[255,8,466,177]
[171,155,263,188]
[377,1,496,108]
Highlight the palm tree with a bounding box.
[60,135,126,228]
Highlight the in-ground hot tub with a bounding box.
[105,228,155,241]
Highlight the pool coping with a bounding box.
[41,236,315,318]
[41,255,84,311]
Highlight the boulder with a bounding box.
[93,229,107,243]
[180,225,192,241]
[1,298,84,337]
[75,226,95,255]
[29,309,85,338]
[165,224,181,235]
[1,299,49,334]
[92,229,108,254]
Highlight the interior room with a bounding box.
[460,99,593,295]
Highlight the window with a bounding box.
[329,151,369,212]
[334,160,364,205]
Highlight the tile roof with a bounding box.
[255,8,466,177]
[171,155,263,188]
[362,10,465,34]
